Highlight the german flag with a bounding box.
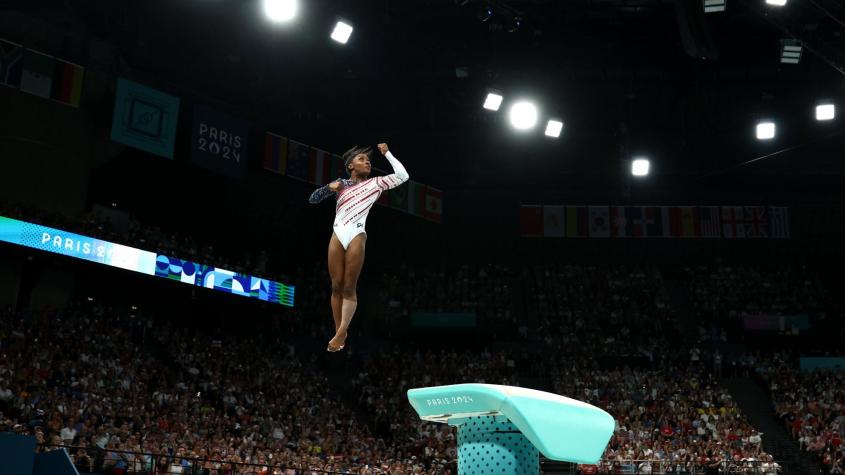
[50,58,84,107]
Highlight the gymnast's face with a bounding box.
[349,153,371,177]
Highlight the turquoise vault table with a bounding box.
[407,384,615,474]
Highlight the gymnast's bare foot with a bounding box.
[327,330,348,352]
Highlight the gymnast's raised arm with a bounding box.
[375,143,409,190]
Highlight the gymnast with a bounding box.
[308,142,409,351]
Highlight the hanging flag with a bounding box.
[285,140,310,181]
[307,147,332,185]
[111,78,181,159]
[566,206,589,237]
[520,205,543,237]
[519,203,792,239]
[263,132,288,174]
[50,58,84,107]
[743,206,769,238]
[610,206,627,237]
[662,207,682,238]
[422,186,443,223]
[699,206,720,238]
[0,39,23,88]
[680,207,700,238]
[20,48,54,98]
[644,206,663,237]
[389,181,409,212]
[625,206,645,237]
[331,153,346,178]
[407,181,425,216]
[190,104,249,178]
[768,206,790,239]
[721,206,745,238]
[589,206,610,237]
[543,205,565,237]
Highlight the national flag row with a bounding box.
[519,205,790,239]
[263,132,443,223]
[0,39,84,107]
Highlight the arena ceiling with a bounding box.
[5,0,845,192]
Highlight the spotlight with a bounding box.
[766,0,787,5]
[331,20,353,44]
[704,0,726,12]
[631,158,650,177]
[507,16,523,33]
[478,4,493,22]
[509,101,538,130]
[263,0,297,22]
[756,121,776,140]
[545,119,563,138]
[454,0,470,5]
[780,39,802,64]
[816,103,836,121]
[483,91,503,111]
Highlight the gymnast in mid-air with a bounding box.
[308,142,409,351]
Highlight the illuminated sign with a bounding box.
[0,215,294,307]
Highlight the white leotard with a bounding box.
[309,151,409,249]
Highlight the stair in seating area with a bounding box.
[722,377,824,474]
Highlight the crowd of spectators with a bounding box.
[0,302,450,474]
[755,354,845,474]
[0,292,790,474]
[684,263,830,328]
[528,264,681,364]
[3,200,839,344]
[374,262,520,336]
[5,201,845,475]
[552,360,778,474]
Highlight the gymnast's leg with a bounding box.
[327,233,345,332]
[328,232,366,351]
